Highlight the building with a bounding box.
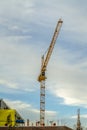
[0,99,24,127]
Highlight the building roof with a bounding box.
[0,99,10,109]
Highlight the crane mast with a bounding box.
[38,19,63,126]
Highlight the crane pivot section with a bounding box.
[38,19,63,126]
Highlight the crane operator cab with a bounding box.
[38,71,47,82]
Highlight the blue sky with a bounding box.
[0,0,87,128]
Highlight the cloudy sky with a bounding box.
[0,0,87,128]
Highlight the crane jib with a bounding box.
[41,19,63,72]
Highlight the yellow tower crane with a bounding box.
[38,19,63,126]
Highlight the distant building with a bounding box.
[0,99,24,127]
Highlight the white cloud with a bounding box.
[45,47,87,107]
[71,114,87,119]
[0,0,34,20]
[5,99,31,109]
[4,99,57,124]
[0,0,87,46]
[0,79,18,89]
[0,37,40,92]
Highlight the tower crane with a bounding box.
[76,109,82,130]
[38,19,63,126]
